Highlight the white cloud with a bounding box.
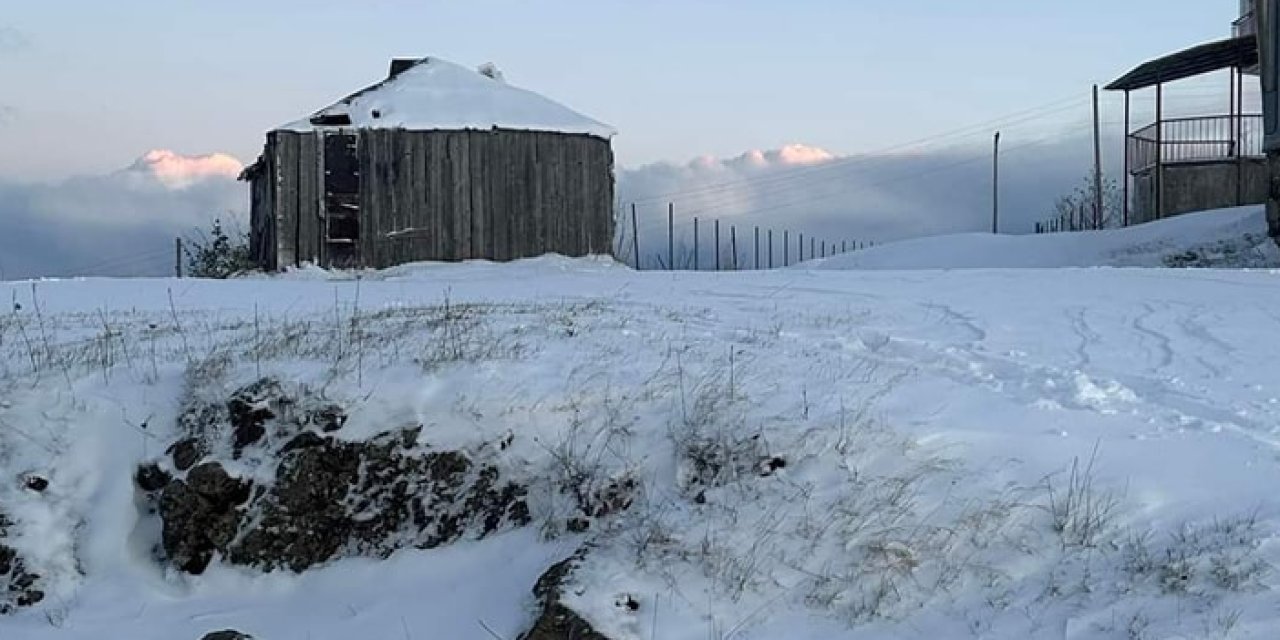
[0,150,245,280]
[124,149,244,189]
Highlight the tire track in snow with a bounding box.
[1130,303,1175,373]
[1066,306,1098,371]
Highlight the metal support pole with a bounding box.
[630,204,640,269]
[1092,84,1103,229]
[1123,91,1130,227]
[1155,82,1164,220]
[992,131,1001,233]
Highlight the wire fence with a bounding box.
[612,203,875,271]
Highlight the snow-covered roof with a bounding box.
[277,57,616,139]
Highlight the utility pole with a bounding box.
[992,131,1001,234]
[1092,85,1104,230]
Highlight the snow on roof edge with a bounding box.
[275,57,616,140]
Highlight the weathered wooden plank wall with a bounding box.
[296,133,320,265]
[256,128,614,270]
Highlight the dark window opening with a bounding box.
[311,113,353,126]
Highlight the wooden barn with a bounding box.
[240,57,617,270]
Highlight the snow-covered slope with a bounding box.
[279,57,616,138]
[2,253,1280,639]
[811,206,1280,270]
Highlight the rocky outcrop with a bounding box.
[520,553,611,640]
[140,378,531,574]
[200,631,254,640]
[0,512,42,614]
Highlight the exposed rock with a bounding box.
[135,463,172,493]
[159,463,251,574]
[200,630,254,640]
[521,552,611,640]
[154,378,532,574]
[0,512,43,614]
[169,437,206,471]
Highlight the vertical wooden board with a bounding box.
[275,133,299,267]
[489,134,509,261]
[521,133,538,258]
[533,133,549,255]
[532,132,547,254]
[512,133,528,258]
[595,140,615,255]
[503,133,521,258]
[404,132,425,264]
[547,135,566,255]
[539,132,553,255]
[467,131,487,259]
[427,133,445,260]
[358,130,373,267]
[359,130,378,267]
[605,143,618,254]
[296,132,316,264]
[569,136,584,256]
[449,132,472,260]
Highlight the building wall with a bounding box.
[254,128,615,269]
[1130,158,1267,224]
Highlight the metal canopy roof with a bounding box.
[1105,35,1257,91]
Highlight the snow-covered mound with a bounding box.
[2,259,1280,639]
[811,206,1279,270]
[280,57,616,138]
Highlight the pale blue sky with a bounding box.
[0,0,1248,180]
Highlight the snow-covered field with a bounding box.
[1,211,1280,639]
[813,206,1280,270]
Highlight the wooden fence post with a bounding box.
[768,229,774,268]
[784,230,789,266]
[731,226,738,270]
[667,203,674,271]
[714,220,721,271]
[693,217,699,271]
[175,237,183,278]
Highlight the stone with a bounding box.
[520,553,611,640]
[169,438,206,472]
[200,630,254,640]
[135,463,172,493]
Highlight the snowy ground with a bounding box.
[813,206,1280,270]
[1,213,1280,639]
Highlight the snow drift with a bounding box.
[809,206,1280,270]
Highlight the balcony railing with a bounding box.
[1126,114,1262,174]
